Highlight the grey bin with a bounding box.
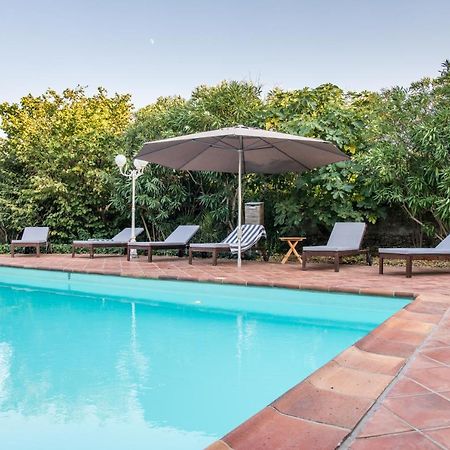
[245,202,264,226]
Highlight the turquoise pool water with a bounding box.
[0,267,409,450]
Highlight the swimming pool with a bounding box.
[0,267,409,450]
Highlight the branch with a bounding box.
[431,213,448,241]
[140,212,151,240]
[401,204,426,228]
[186,170,199,186]
[402,205,446,241]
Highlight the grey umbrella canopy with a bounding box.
[136,126,348,266]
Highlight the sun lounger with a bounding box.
[302,222,370,272]
[379,235,450,278]
[72,228,144,258]
[189,224,267,266]
[10,227,50,257]
[127,225,200,261]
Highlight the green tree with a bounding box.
[261,84,383,240]
[0,87,132,241]
[360,61,450,240]
[271,162,383,239]
[264,83,380,154]
[110,81,264,241]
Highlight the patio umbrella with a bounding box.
[136,125,348,267]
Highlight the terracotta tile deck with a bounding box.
[1,253,450,449]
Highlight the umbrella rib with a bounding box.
[174,140,240,170]
[216,136,241,150]
[257,137,312,171]
[173,141,219,170]
[178,135,243,170]
[139,136,241,158]
[139,137,221,157]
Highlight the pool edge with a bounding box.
[0,260,416,299]
[207,292,445,449]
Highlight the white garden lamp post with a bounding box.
[115,155,148,254]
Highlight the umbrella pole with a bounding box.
[237,139,243,268]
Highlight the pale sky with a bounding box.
[1,0,449,109]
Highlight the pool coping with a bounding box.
[0,259,415,299]
[207,291,446,449]
[0,258,448,449]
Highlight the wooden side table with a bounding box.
[279,237,306,264]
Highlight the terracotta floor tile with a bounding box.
[395,309,441,324]
[421,347,450,366]
[350,432,441,449]
[387,377,432,397]
[438,391,450,401]
[380,317,434,335]
[425,427,450,448]
[272,380,373,429]
[433,326,450,337]
[408,354,446,370]
[423,338,450,349]
[407,366,450,392]
[384,393,450,429]
[359,288,395,296]
[359,406,413,437]
[356,334,416,358]
[406,301,448,315]
[334,346,405,376]
[371,327,427,346]
[308,361,393,400]
[419,293,450,304]
[205,440,232,450]
[223,407,348,450]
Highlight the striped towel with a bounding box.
[224,224,266,254]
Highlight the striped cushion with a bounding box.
[223,224,266,254]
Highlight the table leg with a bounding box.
[281,240,303,264]
[291,244,302,264]
[281,246,294,264]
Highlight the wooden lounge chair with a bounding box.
[189,224,267,266]
[302,222,370,272]
[379,235,450,278]
[72,228,144,258]
[127,225,200,261]
[10,227,50,257]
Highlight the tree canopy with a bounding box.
[0,87,132,241]
[1,63,449,249]
[360,61,450,241]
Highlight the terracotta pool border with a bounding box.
[0,259,415,299]
[0,258,447,449]
[206,292,445,450]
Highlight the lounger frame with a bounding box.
[72,228,144,258]
[127,242,188,262]
[72,242,128,259]
[11,241,51,257]
[379,252,450,278]
[188,242,268,266]
[302,248,371,272]
[127,225,200,262]
[189,244,231,266]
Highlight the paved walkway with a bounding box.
[1,253,450,449]
[3,253,450,295]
